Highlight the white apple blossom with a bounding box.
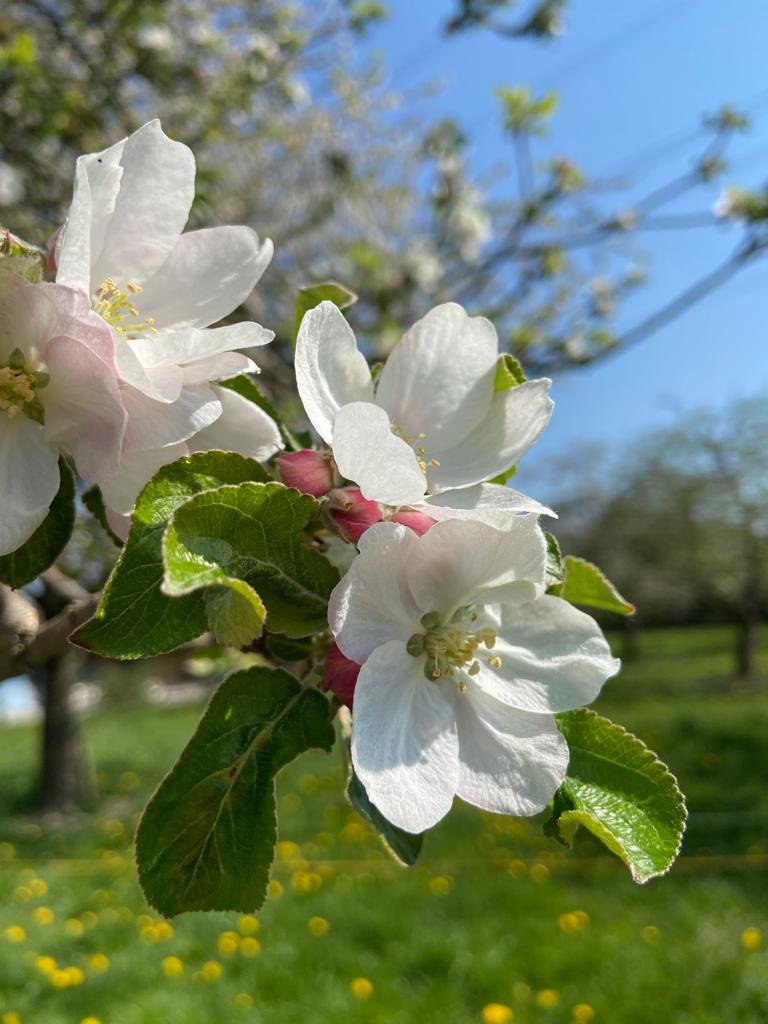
[0,278,126,555]
[329,517,619,833]
[54,119,282,525]
[295,300,553,506]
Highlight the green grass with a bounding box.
[1,624,767,1024]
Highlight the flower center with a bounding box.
[0,348,48,423]
[92,278,158,338]
[406,609,501,689]
[390,423,441,473]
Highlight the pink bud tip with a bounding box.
[328,487,382,543]
[390,509,438,536]
[277,449,335,497]
[322,642,361,710]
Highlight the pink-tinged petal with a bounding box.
[0,416,60,556]
[389,508,437,535]
[328,487,382,543]
[90,120,196,291]
[376,302,498,451]
[426,379,554,492]
[114,338,184,403]
[329,522,422,663]
[277,449,335,497]
[405,516,546,618]
[188,385,282,462]
[99,442,189,516]
[332,402,427,505]
[42,335,127,481]
[351,639,460,833]
[322,641,361,709]
[121,384,221,455]
[421,482,556,525]
[295,301,373,444]
[455,686,568,817]
[474,594,620,714]
[129,227,273,330]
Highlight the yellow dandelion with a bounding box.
[135,914,153,929]
[64,965,84,985]
[276,840,300,860]
[32,906,54,926]
[13,885,32,903]
[218,931,240,956]
[50,969,71,989]
[234,993,254,1010]
[429,875,454,896]
[640,925,661,945]
[3,925,26,944]
[266,879,284,900]
[81,1018,102,1024]
[308,916,330,937]
[350,977,373,1000]
[201,960,223,983]
[140,924,159,943]
[536,989,560,1010]
[87,953,110,973]
[572,1004,595,1022]
[2,1013,22,1024]
[29,878,47,897]
[64,918,85,938]
[507,859,527,879]
[238,914,259,935]
[529,863,550,884]
[481,1003,514,1023]
[741,927,763,951]
[35,955,57,975]
[156,921,174,941]
[162,956,184,977]
[0,841,15,860]
[240,937,261,958]
[342,821,367,843]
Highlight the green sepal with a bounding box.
[494,352,527,391]
[544,531,563,590]
[293,281,357,342]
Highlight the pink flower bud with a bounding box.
[389,509,438,536]
[322,641,361,709]
[277,449,335,497]
[328,487,382,543]
[45,227,61,277]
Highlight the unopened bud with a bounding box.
[322,641,362,709]
[277,449,335,497]
[327,487,382,543]
[389,508,438,536]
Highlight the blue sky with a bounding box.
[362,0,768,481]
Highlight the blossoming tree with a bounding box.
[0,121,685,917]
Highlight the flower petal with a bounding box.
[332,402,426,505]
[426,379,553,492]
[295,301,373,443]
[475,594,621,714]
[99,442,189,516]
[0,416,60,556]
[352,639,460,833]
[329,522,422,663]
[375,302,498,451]
[132,227,273,330]
[188,385,283,462]
[455,685,568,817]
[406,516,546,618]
[121,384,222,455]
[420,482,555,525]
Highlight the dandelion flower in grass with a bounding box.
[162,956,184,977]
[350,978,373,1000]
[572,1005,595,1023]
[307,916,330,937]
[328,518,619,832]
[240,937,261,958]
[237,914,259,936]
[742,927,762,951]
[32,907,54,925]
[481,1005,514,1024]
[87,953,110,972]
[3,925,25,943]
[217,931,240,956]
[536,990,560,1010]
[200,960,223,983]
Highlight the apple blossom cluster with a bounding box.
[2,119,625,845]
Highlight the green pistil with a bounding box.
[0,348,49,423]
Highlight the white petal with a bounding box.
[421,482,556,526]
[332,402,426,505]
[376,303,498,451]
[352,640,460,833]
[99,442,189,515]
[189,386,282,461]
[121,384,221,454]
[295,301,373,443]
[329,522,422,663]
[426,379,553,492]
[475,594,620,714]
[131,227,273,330]
[115,337,184,403]
[455,686,568,817]
[91,120,196,291]
[406,516,546,618]
[128,322,271,384]
[0,417,60,555]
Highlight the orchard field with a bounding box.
[1,625,767,1024]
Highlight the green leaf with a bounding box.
[0,458,75,587]
[293,281,357,342]
[347,768,424,866]
[219,375,302,453]
[546,709,686,883]
[72,452,270,659]
[494,353,527,391]
[136,666,335,916]
[162,482,339,640]
[558,555,634,615]
[81,485,123,548]
[544,531,563,590]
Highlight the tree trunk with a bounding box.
[37,649,94,812]
[736,610,761,681]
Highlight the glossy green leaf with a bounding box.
[162,482,339,640]
[558,555,635,615]
[293,281,357,341]
[547,709,686,883]
[347,768,424,867]
[81,484,123,548]
[72,452,270,659]
[136,666,335,916]
[0,457,75,587]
